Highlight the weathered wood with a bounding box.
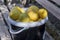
[0,5,12,40]
[51,0,60,5]
[36,0,60,20]
[44,31,54,40]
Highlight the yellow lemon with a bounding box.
[38,8,48,19]
[22,18,31,22]
[28,11,39,21]
[16,6,25,13]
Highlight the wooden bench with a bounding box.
[51,0,60,5]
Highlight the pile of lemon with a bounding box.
[9,5,48,22]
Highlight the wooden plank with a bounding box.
[0,5,12,40]
[36,0,60,20]
[44,31,54,40]
[52,0,60,5]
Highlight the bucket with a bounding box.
[8,8,48,34]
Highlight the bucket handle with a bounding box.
[6,17,29,34]
[9,26,29,34]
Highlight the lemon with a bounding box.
[22,18,31,22]
[10,6,20,20]
[27,5,39,13]
[38,8,48,19]
[16,6,25,13]
[9,6,25,20]
[28,11,39,21]
[18,13,29,22]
